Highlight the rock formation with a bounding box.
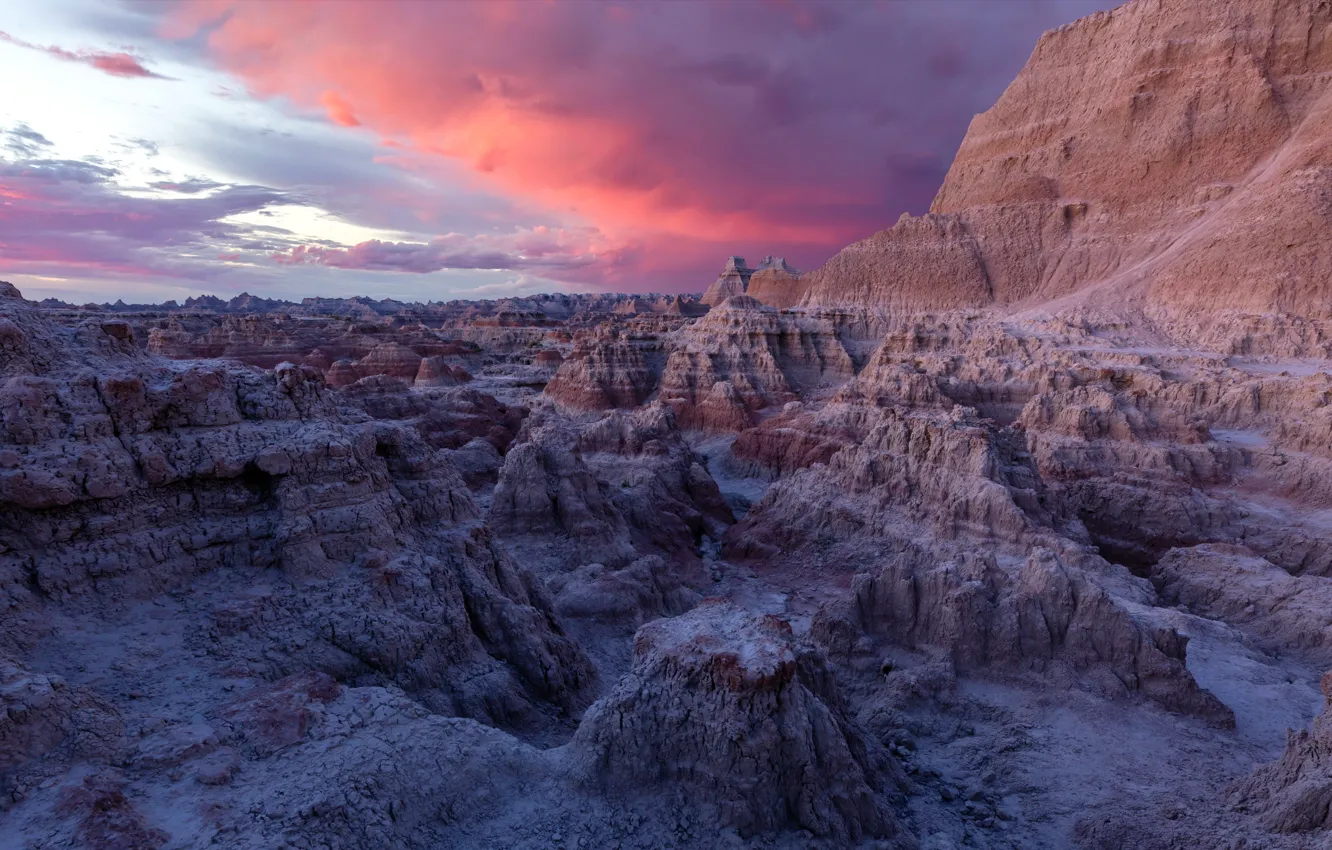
[1153,545,1332,663]
[798,0,1332,328]
[799,214,992,312]
[571,599,906,842]
[747,266,807,310]
[812,547,1234,726]
[1231,671,1332,832]
[414,354,471,387]
[726,405,1050,559]
[658,296,855,429]
[756,256,797,273]
[699,256,755,307]
[0,292,594,736]
[704,256,807,311]
[544,330,657,410]
[1,660,123,802]
[490,403,732,569]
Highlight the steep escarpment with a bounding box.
[800,0,1332,324]
[933,0,1332,316]
[799,214,993,312]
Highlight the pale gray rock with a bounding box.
[812,546,1234,726]
[571,599,908,842]
[1230,671,1332,833]
[0,295,595,731]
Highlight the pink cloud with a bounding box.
[0,30,171,80]
[159,0,1114,288]
[0,118,641,293]
[319,91,361,127]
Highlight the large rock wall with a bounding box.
[800,0,1332,321]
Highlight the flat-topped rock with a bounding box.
[632,597,797,690]
[571,599,904,841]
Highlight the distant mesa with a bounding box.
[747,257,806,310]
[28,290,710,321]
[700,255,802,308]
[756,255,797,273]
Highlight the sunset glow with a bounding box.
[0,0,1115,302]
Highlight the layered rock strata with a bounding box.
[0,291,594,733]
[811,547,1233,726]
[796,0,1332,328]
[658,297,855,430]
[699,256,755,307]
[544,330,657,411]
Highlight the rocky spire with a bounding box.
[700,256,755,306]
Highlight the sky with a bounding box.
[0,0,1118,304]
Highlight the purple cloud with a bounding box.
[0,30,172,80]
[273,228,618,275]
[0,146,294,280]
